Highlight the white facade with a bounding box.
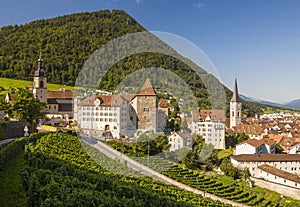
[168,131,194,152]
[257,165,300,189]
[192,116,225,149]
[77,95,137,138]
[231,154,300,177]
[288,143,300,154]
[234,139,276,155]
[235,143,257,155]
[230,101,242,129]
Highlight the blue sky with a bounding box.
[1,0,300,103]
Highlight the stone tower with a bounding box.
[33,54,47,103]
[134,79,157,133]
[230,78,242,129]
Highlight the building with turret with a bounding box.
[33,54,47,103]
[230,78,242,129]
[75,78,165,138]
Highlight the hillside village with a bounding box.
[2,55,300,199]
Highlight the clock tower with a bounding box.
[33,54,47,103]
[230,78,241,129]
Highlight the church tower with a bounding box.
[33,54,47,103]
[230,78,242,129]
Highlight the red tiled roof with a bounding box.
[199,109,225,122]
[78,94,125,107]
[137,79,156,96]
[158,99,168,108]
[231,154,300,162]
[233,124,263,135]
[237,139,264,148]
[170,131,193,140]
[258,164,300,183]
[47,89,77,99]
[120,94,136,102]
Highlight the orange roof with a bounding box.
[233,124,263,135]
[78,94,125,107]
[237,139,264,148]
[232,154,300,162]
[137,79,156,96]
[237,138,276,148]
[158,99,168,108]
[120,94,136,102]
[47,89,77,99]
[261,138,276,146]
[199,109,225,122]
[258,164,300,183]
[267,134,284,144]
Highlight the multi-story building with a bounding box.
[231,154,300,177]
[77,94,136,138]
[168,131,194,152]
[191,111,226,149]
[75,78,165,138]
[234,138,276,155]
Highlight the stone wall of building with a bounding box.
[135,96,157,132]
[0,120,28,140]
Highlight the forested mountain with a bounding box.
[0,10,290,114]
[0,10,145,85]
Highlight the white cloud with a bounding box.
[136,0,144,4]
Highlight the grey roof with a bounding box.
[230,78,241,102]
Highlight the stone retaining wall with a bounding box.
[251,177,300,200]
[0,120,27,139]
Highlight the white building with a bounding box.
[192,115,226,149]
[77,94,137,138]
[257,164,300,189]
[234,139,276,155]
[75,79,166,138]
[288,143,300,154]
[168,131,194,152]
[231,154,300,177]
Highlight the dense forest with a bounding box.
[0,9,288,114]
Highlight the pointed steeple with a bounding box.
[34,52,46,77]
[230,78,241,102]
[138,78,156,96]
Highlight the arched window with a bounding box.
[40,80,44,88]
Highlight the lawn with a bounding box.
[0,77,73,92]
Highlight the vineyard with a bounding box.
[20,132,232,207]
[109,141,300,207]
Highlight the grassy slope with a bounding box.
[0,77,73,94]
[0,150,27,207]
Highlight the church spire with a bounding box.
[230,78,241,102]
[38,52,43,70]
[34,52,46,77]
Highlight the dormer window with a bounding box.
[94,98,102,106]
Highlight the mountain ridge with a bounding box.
[0,9,292,115]
[240,94,300,110]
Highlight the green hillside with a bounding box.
[0,9,289,114]
[0,78,73,92]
